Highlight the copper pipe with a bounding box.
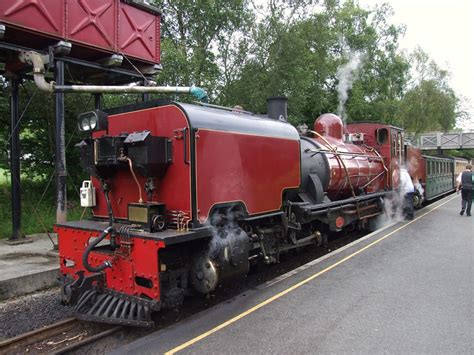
[119,156,143,203]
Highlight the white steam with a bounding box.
[336,50,365,122]
[375,192,404,229]
[208,209,246,261]
[375,164,421,229]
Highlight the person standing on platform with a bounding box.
[399,167,415,220]
[456,164,472,217]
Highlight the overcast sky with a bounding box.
[357,0,474,126]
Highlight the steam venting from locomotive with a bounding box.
[190,208,249,295]
[336,50,365,122]
[376,163,421,229]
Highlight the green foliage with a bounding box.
[152,0,253,97]
[0,179,84,239]
[398,47,459,134]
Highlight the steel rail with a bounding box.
[51,326,123,355]
[0,317,78,354]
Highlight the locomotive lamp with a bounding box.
[78,110,108,132]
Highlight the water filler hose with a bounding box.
[82,226,113,272]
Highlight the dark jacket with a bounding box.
[460,170,473,191]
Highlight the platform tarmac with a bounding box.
[0,233,59,300]
[116,194,473,354]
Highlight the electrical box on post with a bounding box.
[80,180,96,207]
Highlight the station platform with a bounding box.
[0,233,59,300]
[116,194,473,354]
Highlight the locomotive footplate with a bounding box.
[55,220,212,245]
[289,191,387,230]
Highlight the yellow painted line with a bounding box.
[165,195,457,355]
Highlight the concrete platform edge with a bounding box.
[0,268,60,301]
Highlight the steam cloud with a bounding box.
[375,163,423,229]
[208,208,246,261]
[336,50,365,122]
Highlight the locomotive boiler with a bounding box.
[56,98,402,327]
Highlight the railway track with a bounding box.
[0,317,121,354]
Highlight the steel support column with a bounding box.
[55,60,67,223]
[94,93,102,110]
[9,77,21,240]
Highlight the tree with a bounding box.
[221,0,409,126]
[398,47,459,133]
[151,0,253,98]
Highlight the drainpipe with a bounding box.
[18,51,209,102]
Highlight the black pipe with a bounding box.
[103,187,115,227]
[102,182,117,249]
[94,93,102,110]
[82,226,113,272]
[9,77,21,240]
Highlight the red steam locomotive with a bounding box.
[56,97,404,327]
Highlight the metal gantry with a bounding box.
[415,131,474,151]
[1,42,154,240]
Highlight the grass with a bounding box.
[0,168,8,184]
[0,179,84,239]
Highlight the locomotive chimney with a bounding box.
[267,96,288,122]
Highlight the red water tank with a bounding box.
[0,0,161,65]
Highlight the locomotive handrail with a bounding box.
[363,144,390,187]
[18,50,209,102]
[305,148,385,160]
[308,129,363,219]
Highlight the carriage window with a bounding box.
[428,161,431,175]
[376,128,389,145]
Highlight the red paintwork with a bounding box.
[118,2,160,63]
[346,122,404,190]
[92,105,191,220]
[0,0,64,37]
[0,0,161,65]
[56,225,164,300]
[67,0,117,51]
[195,130,300,223]
[314,113,344,140]
[312,115,388,199]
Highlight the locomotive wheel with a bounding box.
[412,192,422,209]
[190,253,220,294]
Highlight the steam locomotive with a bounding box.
[57,97,408,327]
